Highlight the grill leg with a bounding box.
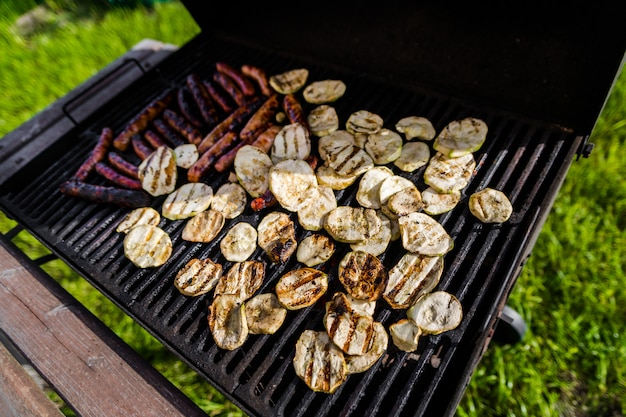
[494,305,527,344]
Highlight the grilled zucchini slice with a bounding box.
[324,292,375,356]
[269,68,309,94]
[395,116,436,141]
[338,250,388,301]
[364,128,403,165]
[257,211,297,264]
[137,145,177,197]
[161,182,214,220]
[346,110,384,135]
[270,122,311,163]
[174,258,223,297]
[393,141,430,172]
[214,260,265,302]
[468,187,513,223]
[345,321,388,374]
[433,117,487,157]
[245,293,287,335]
[219,221,258,262]
[383,253,443,309]
[234,144,273,198]
[276,267,329,310]
[423,151,475,194]
[297,185,337,231]
[303,79,346,104]
[398,212,454,256]
[407,291,463,335]
[293,330,347,394]
[123,224,172,268]
[307,104,339,137]
[356,166,395,210]
[210,182,247,219]
[208,294,248,350]
[350,210,392,256]
[269,158,318,212]
[422,187,461,215]
[181,209,224,243]
[296,233,335,267]
[315,163,359,190]
[324,206,381,243]
[389,318,422,352]
[116,207,160,233]
[174,143,199,169]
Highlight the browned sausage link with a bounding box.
[187,73,219,125]
[163,109,203,145]
[152,118,186,147]
[144,130,168,149]
[95,162,143,190]
[203,79,234,115]
[251,189,278,212]
[113,88,174,151]
[215,62,256,97]
[213,142,245,173]
[60,180,151,209]
[239,94,280,144]
[213,71,246,107]
[241,64,273,97]
[188,131,239,182]
[131,134,155,160]
[73,127,114,181]
[283,94,308,128]
[176,87,203,128]
[250,124,281,154]
[108,151,139,179]
[197,97,263,154]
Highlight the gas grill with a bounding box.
[1,2,624,416]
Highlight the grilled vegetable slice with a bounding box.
[269,68,309,94]
[173,143,199,168]
[407,291,463,335]
[356,166,394,209]
[116,207,160,233]
[346,294,376,317]
[307,104,339,137]
[208,294,248,350]
[245,293,287,335]
[398,212,454,256]
[393,141,430,172]
[423,152,475,194]
[350,210,392,256]
[302,80,346,104]
[324,206,381,243]
[386,186,423,218]
[174,258,223,296]
[297,185,337,231]
[293,330,347,394]
[422,187,461,215]
[318,130,355,161]
[210,182,247,219]
[315,163,359,190]
[379,175,419,219]
[181,209,224,243]
[296,233,335,267]
[275,267,329,310]
[257,211,297,263]
[433,117,487,157]
[338,250,388,301]
[345,322,388,374]
[324,292,375,356]
[234,144,273,198]
[364,128,403,165]
[384,253,443,309]
[395,116,436,141]
[220,221,257,262]
[389,318,422,352]
[214,260,265,302]
[268,158,318,212]
[137,145,177,197]
[123,224,172,268]
[270,122,311,163]
[327,143,375,177]
[468,187,513,223]
[346,110,383,135]
[161,182,214,220]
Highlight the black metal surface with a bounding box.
[0,33,583,417]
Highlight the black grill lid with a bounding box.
[181,2,626,134]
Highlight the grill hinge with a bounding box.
[576,134,595,159]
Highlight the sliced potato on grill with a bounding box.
[421,187,461,215]
[386,186,423,218]
[315,163,359,190]
[270,122,311,163]
[345,322,388,374]
[138,145,177,197]
[407,291,463,335]
[210,182,247,219]
[220,221,258,262]
[296,233,335,267]
[174,143,199,169]
[364,128,403,165]
[389,318,422,352]
[181,209,224,243]
[433,117,487,157]
[324,206,381,243]
[123,224,172,268]
[116,207,160,233]
[324,292,375,356]
[423,152,475,194]
[356,166,394,209]
[293,330,347,394]
[393,141,430,172]
[257,211,297,263]
[297,185,337,231]
[395,116,436,141]
[338,250,388,301]
[162,182,214,220]
[350,210,392,256]
[208,294,248,350]
[398,212,454,256]
[384,253,443,309]
[275,267,329,310]
[346,110,383,135]
[215,260,265,302]
[307,104,339,137]
[245,293,287,335]
[174,258,223,297]
[303,79,346,104]
[234,144,273,198]
[269,158,318,212]
[468,187,513,223]
[269,68,309,94]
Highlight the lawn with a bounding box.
[1,2,625,416]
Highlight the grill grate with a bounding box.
[0,33,582,417]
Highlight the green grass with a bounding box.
[1,2,625,416]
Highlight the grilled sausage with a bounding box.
[113,88,174,151]
[131,134,154,160]
[187,73,219,125]
[152,118,186,147]
[176,87,203,128]
[213,142,245,173]
[250,189,278,212]
[59,180,151,208]
[239,94,280,144]
[213,71,246,106]
[188,131,239,182]
[107,151,139,179]
[203,80,234,114]
[95,162,143,190]
[216,62,256,97]
[241,64,272,97]
[73,127,114,181]
[163,109,203,145]
[144,130,168,149]
[283,93,308,128]
[213,124,279,174]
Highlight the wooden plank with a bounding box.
[0,235,207,417]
